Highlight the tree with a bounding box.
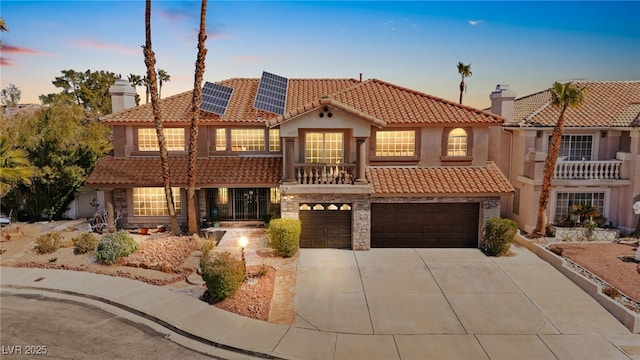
[0,134,35,197]
[157,69,171,99]
[127,73,143,105]
[0,17,8,47]
[143,0,180,235]
[186,0,208,234]
[533,82,588,236]
[40,69,120,115]
[1,83,21,107]
[142,75,151,104]
[457,62,472,105]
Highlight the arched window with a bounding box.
[447,128,468,156]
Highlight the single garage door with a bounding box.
[371,203,479,248]
[299,203,352,248]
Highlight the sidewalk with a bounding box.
[2,243,640,359]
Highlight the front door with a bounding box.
[233,188,260,220]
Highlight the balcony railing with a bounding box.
[294,163,356,185]
[554,160,622,180]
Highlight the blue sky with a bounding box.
[2,1,639,109]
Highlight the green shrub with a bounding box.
[200,251,245,302]
[267,218,301,257]
[95,230,138,264]
[35,232,62,254]
[72,233,99,254]
[482,217,518,256]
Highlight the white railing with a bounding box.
[554,160,622,180]
[294,163,355,185]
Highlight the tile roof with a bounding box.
[85,156,282,187]
[366,162,513,196]
[103,77,502,127]
[506,81,640,128]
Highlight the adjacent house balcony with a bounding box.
[294,163,356,185]
[554,160,622,180]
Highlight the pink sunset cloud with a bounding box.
[73,39,138,55]
[0,57,12,66]
[1,45,54,56]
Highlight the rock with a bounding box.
[186,272,205,286]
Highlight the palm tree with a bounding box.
[157,69,171,99]
[0,17,8,48]
[187,0,208,234]
[533,82,588,236]
[142,75,150,104]
[143,0,180,235]
[0,134,35,197]
[127,73,143,105]
[457,62,472,105]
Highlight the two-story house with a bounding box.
[86,73,513,250]
[490,81,640,235]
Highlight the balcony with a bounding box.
[294,163,356,185]
[554,160,622,180]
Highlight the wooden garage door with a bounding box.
[299,204,352,248]
[371,203,479,248]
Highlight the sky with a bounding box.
[1,1,639,110]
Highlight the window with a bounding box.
[513,188,520,215]
[270,188,280,204]
[447,128,468,156]
[133,187,181,216]
[218,188,228,204]
[231,129,265,151]
[269,129,281,151]
[305,132,343,164]
[554,192,605,221]
[216,128,227,151]
[375,130,415,157]
[138,128,185,151]
[550,135,593,161]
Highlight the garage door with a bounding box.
[371,203,479,248]
[299,203,352,248]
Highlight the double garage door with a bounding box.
[371,203,479,248]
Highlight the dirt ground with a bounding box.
[0,220,287,322]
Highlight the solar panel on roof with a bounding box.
[253,71,288,115]
[200,81,234,115]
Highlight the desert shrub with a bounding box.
[200,251,245,302]
[482,217,518,256]
[201,238,216,256]
[35,232,62,254]
[95,230,138,264]
[72,233,99,254]
[267,218,301,258]
[602,286,620,299]
[548,245,564,257]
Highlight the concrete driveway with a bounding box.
[295,244,638,359]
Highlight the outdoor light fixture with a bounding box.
[239,236,248,249]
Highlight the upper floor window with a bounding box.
[138,128,185,151]
[447,128,468,156]
[132,187,181,216]
[375,130,415,157]
[305,132,343,164]
[269,128,281,152]
[231,129,265,151]
[215,128,227,151]
[550,135,593,161]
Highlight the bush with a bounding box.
[200,251,245,302]
[72,233,99,254]
[267,218,301,257]
[482,217,518,256]
[95,230,138,264]
[35,232,62,254]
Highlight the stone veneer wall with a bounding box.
[113,188,129,228]
[281,193,371,250]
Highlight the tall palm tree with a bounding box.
[157,69,171,99]
[187,0,208,234]
[0,17,8,48]
[457,62,472,105]
[142,75,150,104]
[533,82,588,236]
[127,73,143,105]
[143,0,180,235]
[0,134,35,197]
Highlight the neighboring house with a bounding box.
[86,74,513,250]
[490,81,640,235]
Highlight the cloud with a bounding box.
[73,39,138,55]
[468,20,482,26]
[1,45,53,56]
[158,8,191,22]
[0,57,12,66]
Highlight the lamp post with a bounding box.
[239,236,248,273]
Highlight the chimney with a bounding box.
[490,84,516,123]
[109,79,137,113]
[359,73,363,82]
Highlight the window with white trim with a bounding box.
[375,130,415,157]
[549,135,593,161]
[138,128,185,151]
[133,187,181,216]
[554,192,604,221]
[447,128,468,156]
[305,132,343,164]
[231,129,265,151]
